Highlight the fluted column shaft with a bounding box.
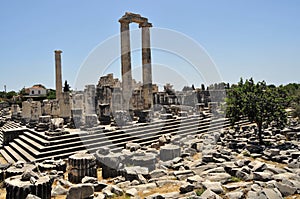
[55,50,63,100]
[141,23,153,109]
[120,21,132,110]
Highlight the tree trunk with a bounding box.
[257,123,263,144]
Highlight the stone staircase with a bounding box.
[0,115,250,163]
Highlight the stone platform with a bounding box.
[0,115,249,163]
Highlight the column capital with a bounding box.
[54,50,63,54]
[139,22,152,28]
[118,17,131,24]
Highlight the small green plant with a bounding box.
[242,150,250,157]
[230,176,241,182]
[125,163,134,167]
[195,188,206,196]
[264,141,272,146]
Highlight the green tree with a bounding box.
[226,78,287,144]
[293,104,300,118]
[18,87,27,96]
[0,91,5,98]
[63,80,71,92]
[281,83,300,119]
[47,89,56,100]
[6,91,17,99]
[225,79,244,126]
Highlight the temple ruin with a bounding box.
[119,12,153,110]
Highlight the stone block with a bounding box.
[66,183,94,199]
[159,144,181,161]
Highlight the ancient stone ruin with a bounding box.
[0,12,299,199]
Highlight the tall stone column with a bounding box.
[141,23,153,109]
[55,50,63,101]
[119,20,132,110]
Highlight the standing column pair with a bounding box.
[119,19,153,110]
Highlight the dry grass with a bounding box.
[51,196,66,199]
[236,155,287,169]
[111,184,181,199]
[255,157,287,169]
[138,184,180,198]
[286,195,300,199]
[192,153,201,160]
[0,156,8,165]
[0,189,5,199]
[97,168,103,181]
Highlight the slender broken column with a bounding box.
[119,20,132,110]
[55,50,63,100]
[140,22,153,109]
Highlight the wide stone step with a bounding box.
[118,115,202,134]
[46,135,82,146]
[37,117,224,159]
[37,143,87,159]
[36,151,79,162]
[130,119,230,146]
[9,142,35,162]
[28,129,81,141]
[19,135,44,151]
[19,132,104,154]
[35,119,251,162]
[1,122,22,130]
[112,117,211,140]
[23,131,50,146]
[1,115,250,163]
[0,149,15,164]
[13,138,40,158]
[95,119,221,151]
[4,146,25,162]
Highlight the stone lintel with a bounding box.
[119,12,149,24]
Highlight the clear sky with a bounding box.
[0,1,299,91]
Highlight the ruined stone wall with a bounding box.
[59,92,71,118]
[21,101,31,122]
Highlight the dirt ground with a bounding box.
[0,156,7,165]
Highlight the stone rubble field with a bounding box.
[1,124,300,199]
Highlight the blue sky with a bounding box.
[0,1,299,91]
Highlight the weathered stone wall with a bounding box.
[84,85,96,115]
[21,101,32,122]
[59,92,71,119]
[42,100,52,116]
[51,100,60,118]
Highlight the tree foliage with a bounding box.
[18,87,27,96]
[6,91,17,99]
[285,84,300,117]
[47,89,56,100]
[63,80,71,92]
[226,78,287,143]
[0,91,6,99]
